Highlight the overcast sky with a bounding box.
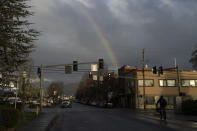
[29,0,197,86]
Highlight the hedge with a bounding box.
[0,108,20,128]
[182,100,197,115]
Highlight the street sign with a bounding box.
[65,65,72,74]
[93,75,103,81]
[100,76,103,81]
[93,75,97,80]
[91,64,98,72]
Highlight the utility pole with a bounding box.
[98,66,100,88]
[176,65,181,96]
[175,65,182,113]
[142,48,146,110]
[97,63,100,102]
[40,64,44,112]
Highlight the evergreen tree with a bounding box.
[0,0,39,74]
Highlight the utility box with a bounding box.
[175,96,182,113]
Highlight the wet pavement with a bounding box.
[49,103,197,131]
[19,103,197,131]
[16,113,57,131]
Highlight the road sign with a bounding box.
[99,76,103,81]
[93,75,97,80]
[91,64,98,72]
[65,65,72,74]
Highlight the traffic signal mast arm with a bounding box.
[43,61,97,68]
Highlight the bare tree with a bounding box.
[189,45,197,69]
[47,81,64,98]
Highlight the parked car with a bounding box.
[29,100,40,108]
[42,101,52,107]
[106,102,113,108]
[7,97,21,105]
[61,100,72,108]
[91,101,97,106]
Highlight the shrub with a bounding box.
[0,108,20,128]
[182,100,197,115]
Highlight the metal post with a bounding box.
[142,48,146,109]
[15,78,18,109]
[40,64,44,112]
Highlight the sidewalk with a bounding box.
[136,109,197,131]
[16,112,58,131]
[137,109,197,121]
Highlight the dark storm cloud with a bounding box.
[30,0,197,85]
[99,0,197,68]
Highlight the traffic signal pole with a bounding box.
[176,65,181,96]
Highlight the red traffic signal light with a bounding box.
[108,73,111,79]
[89,72,93,79]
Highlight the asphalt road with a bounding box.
[49,103,184,131]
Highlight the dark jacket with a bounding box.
[157,98,167,108]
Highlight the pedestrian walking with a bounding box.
[156,96,167,120]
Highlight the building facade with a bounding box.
[118,65,197,109]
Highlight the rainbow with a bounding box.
[76,2,120,69]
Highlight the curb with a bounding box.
[45,113,60,131]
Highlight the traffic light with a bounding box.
[152,66,157,74]
[37,67,41,78]
[108,73,111,79]
[99,59,104,69]
[73,61,78,71]
[89,72,93,79]
[159,66,163,75]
